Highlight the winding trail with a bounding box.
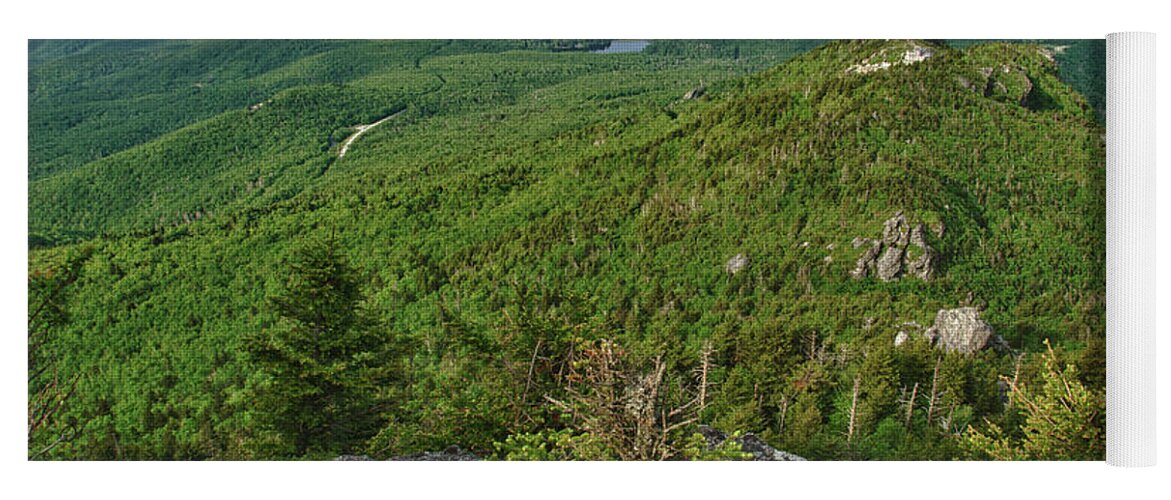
[338,110,404,159]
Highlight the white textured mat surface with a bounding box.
[1106,31,1157,467]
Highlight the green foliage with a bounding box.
[244,235,397,457]
[679,432,754,461]
[946,39,1105,121]
[964,340,1105,460]
[28,39,1105,460]
[28,246,93,459]
[493,429,613,460]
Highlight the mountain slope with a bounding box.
[29,40,1104,460]
[28,40,820,245]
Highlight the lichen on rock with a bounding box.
[851,211,938,282]
[698,425,805,461]
[924,307,996,354]
[846,41,935,74]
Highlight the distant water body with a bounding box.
[593,40,650,54]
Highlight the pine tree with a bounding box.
[245,235,393,457]
[782,392,823,453]
[857,345,898,435]
[963,340,1105,460]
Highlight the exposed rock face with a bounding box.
[850,239,882,279]
[924,307,995,354]
[336,445,481,461]
[905,224,937,280]
[851,212,938,281]
[883,211,911,246]
[877,246,905,281]
[846,42,935,74]
[894,331,910,347]
[893,321,925,347]
[726,253,749,275]
[901,46,934,64]
[737,434,806,461]
[698,425,806,461]
[961,65,1035,107]
[389,445,481,461]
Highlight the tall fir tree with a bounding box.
[245,235,394,457]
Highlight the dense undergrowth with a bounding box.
[28,39,1105,460]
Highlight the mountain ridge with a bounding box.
[28,39,1105,461]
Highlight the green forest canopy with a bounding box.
[28,39,1105,460]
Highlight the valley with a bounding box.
[27,39,1106,461]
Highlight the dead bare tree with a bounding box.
[846,375,861,444]
[28,364,80,459]
[28,249,91,459]
[938,405,961,435]
[923,356,944,426]
[900,382,919,429]
[777,393,792,436]
[545,339,711,460]
[694,340,714,412]
[1007,352,1026,408]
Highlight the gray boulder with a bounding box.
[882,211,910,247]
[389,445,480,461]
[697,425,806,461]
[877,246,905,281]
[851,211,938,282]
[905,225,938,280]
[850,239,882,279]
[726,253,749,275]
[894,331,911,347]
[925,307,995,354]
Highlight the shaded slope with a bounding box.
[29,41,820,243]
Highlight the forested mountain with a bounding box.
[28,39,1105,460]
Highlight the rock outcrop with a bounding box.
[389,445,480,461]
[959,64,1035,107]
[335,445,481,461]
[846,42,935,74]
[698,425,806,461]
[851,238,882,279]
[851,212,937,281]
[924,307,995,354]
[893,321,925,347]
[894,331,911,347]
[726,253,749,275]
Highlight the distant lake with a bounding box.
[594,40,650,54]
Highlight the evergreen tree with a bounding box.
[245,235,393,457]
[857,345,899,435]
[963,340,1105,460]
[782,392,823,454]
[28,247,92,459]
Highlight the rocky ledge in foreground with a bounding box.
[335,445,481,461]
[698,425,806,461]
